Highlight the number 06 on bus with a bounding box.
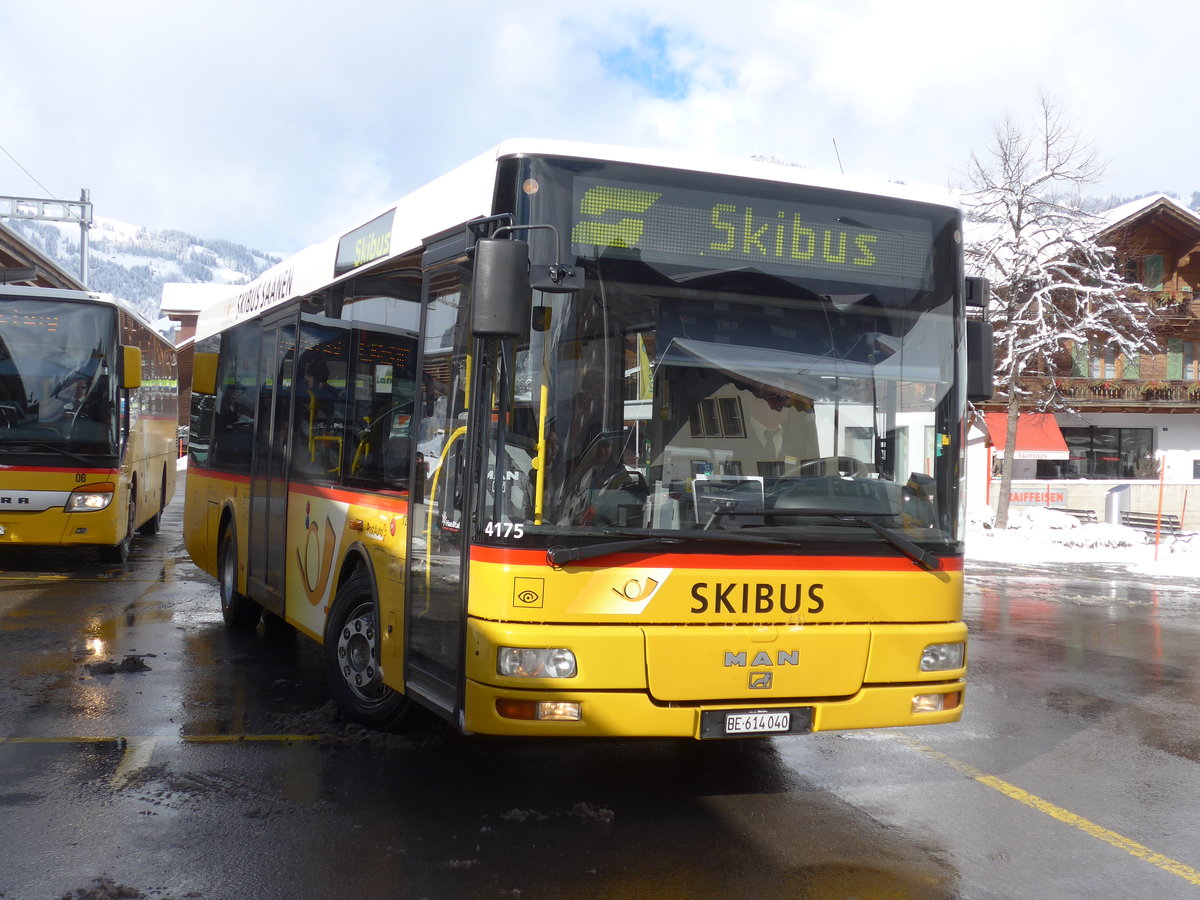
[182,139,993,739]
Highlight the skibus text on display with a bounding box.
[0,285,179,562]
[182,140,994,738]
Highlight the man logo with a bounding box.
[749,672,773,690]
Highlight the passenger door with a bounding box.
[405,232,474,720]
[247,315,296,614]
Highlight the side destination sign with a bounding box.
[233,268,295,318]
[570,176,934,290]
[335,208,396,276]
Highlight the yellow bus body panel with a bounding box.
[0,457,173,550]
[182,470,966,738]
[462,552,965,737]
[463,679,965,738]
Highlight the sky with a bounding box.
[2,0,1195,256]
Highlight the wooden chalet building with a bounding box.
[970,194,1200,526]
[161,283,237,434]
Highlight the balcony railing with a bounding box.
[1019,376,1200,406]
[1152,293,1196,318]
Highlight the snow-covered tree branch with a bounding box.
[963,92,1158,528]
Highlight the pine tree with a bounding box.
[964,92,1157,528]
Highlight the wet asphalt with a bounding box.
[1,480,1199,899]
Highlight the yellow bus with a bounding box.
[183,140,993,738]
[0,285,178,562]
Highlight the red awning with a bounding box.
[984,413,1069,460]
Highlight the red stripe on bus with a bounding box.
[0,466,119,475]
[187,466,411,513]
[287,481,411,512]
[470,545,963,571]
[187,465,251,485]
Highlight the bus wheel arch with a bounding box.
[217,514,260,629]
[323,561,410,730]
[138,467,167,535]
[100,481,136,563]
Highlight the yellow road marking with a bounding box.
[181,734,324,743]
[899,735,1200,886]
[0,734,323,744]
[111,736,157,789]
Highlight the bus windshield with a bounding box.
[0,299,119,456]
[478,158,963,549]
[509,270,957,543]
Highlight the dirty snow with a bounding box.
[966,504,1199,575]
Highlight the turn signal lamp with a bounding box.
[913,691,962,714]
[496,699,582,721]
[65,484,115,513]
[919,642,965,672]
[497,647,577,679]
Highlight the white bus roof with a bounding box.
[195,139,959,341]
[0,283,170,340]
[0,284,110,304]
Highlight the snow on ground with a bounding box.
[966,505,1199,576]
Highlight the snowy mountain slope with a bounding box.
[4,216,281,324]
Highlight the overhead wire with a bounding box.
[0,140,85,223]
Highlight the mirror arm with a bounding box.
[493,223,578,289]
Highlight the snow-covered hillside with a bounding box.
[5,216,280,324]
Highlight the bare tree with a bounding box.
[964,92,1156,528]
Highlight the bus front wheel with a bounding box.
[324,570,410,730]
[218,528,260,629]
[100,490,135,563]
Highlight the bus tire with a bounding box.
[218,527,260,629]
[100,490,135,563]
[324,569,410,730]
[138,474,163,535]
[138,510,161,536]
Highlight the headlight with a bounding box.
[497,647,577,678]
[920,642,965,671]
[65,484,115,512]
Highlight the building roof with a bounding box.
[159,281,238,315]
[1096,194,1200,243]
[0,220,85,289]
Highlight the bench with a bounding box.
[1056,507,1098,524]
[1119,511,1183,534]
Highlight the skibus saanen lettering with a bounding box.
[0,286,178,562]
[182,140,994,739]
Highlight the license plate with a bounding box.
[725,711,790,734]
[699,706,812,738]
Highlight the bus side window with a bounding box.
[347,328,417,492]
[210,321,260,473]
[291,324,350,480]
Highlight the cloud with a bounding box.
[1,0,1195,253]
[598,24,694,100]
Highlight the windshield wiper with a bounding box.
[546,530,804,567]
[0,441,101,467]
[742,507,939,571]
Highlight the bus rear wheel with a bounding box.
[324,570,410,730]
[218,528,260,629]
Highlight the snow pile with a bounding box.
[966,504,1200,575]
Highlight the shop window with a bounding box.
[1043,426,1155,479]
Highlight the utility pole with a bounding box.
[0,189,93,286]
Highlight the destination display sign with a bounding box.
[570,176,934,289]
[335,208,396,276]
